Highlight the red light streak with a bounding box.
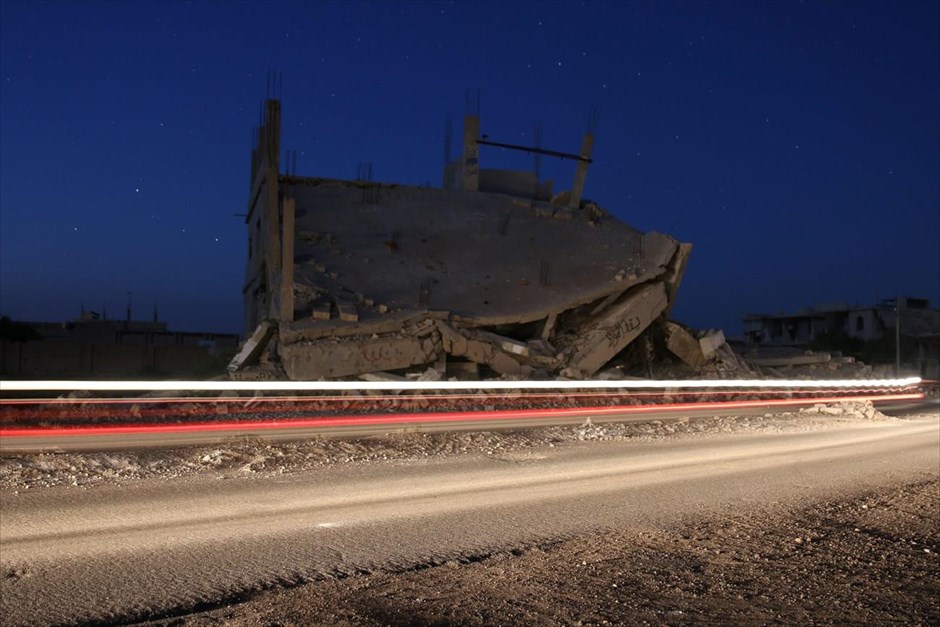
[0,393,923,439]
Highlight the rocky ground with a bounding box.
[142,477,939,626]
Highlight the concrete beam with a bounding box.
[227,321,275,372]
[279,197,296,322]
[461,115,480,191]
[280,333,441,379]
[568,132,594,210]
[566,282,669,377]
[281,310,430,344]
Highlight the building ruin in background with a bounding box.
[233,99,693,380]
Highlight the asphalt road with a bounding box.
[1,410,937,625]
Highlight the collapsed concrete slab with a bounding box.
[238,99,693,380]
[564,282,669,378]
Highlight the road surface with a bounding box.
[1,409,937,625]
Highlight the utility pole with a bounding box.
[895,294,901,376]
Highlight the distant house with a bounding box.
[742,297,939,377]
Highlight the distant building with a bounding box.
[742,297,939,377]
[0,309,240,378]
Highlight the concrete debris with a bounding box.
[311,303,331,320]
[477,332,530,357]
[227,321,275,372]
[665,321,706,371]
[698,329,726,360]
[415,367,443,382]
[359,372,408,382]
[335,299,359,322]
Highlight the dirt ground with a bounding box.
[143,479,939,626]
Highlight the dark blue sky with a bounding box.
[1,0,937,335]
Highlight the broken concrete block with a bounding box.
[311,303,332,320]
[435,322,532,376]
[566,282,668,377]
[698,329,726,360]
[335,299,359,322]
[477,331,530,356]
[665,321,705,371]
[435,321,469,355]
[227,321,275,372]
[417,367,442,382]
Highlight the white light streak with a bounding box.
[0,378,923,393]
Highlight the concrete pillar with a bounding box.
[461,115,480,191]
[279,196,296,322]
[568,132,594,210]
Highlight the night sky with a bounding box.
[1,1,937,336]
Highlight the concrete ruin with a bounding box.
[234,99,694,380]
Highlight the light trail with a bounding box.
[0,387,906,406]
[0,393,925,438]
[0,377,923,392]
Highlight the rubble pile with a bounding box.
[236,98,699,382]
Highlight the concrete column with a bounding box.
[279,196,296,322]
[461,115,480,191]
[568,132,594,210]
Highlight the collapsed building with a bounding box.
[231,99,694,380]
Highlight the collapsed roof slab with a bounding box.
[283,177,681,328]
